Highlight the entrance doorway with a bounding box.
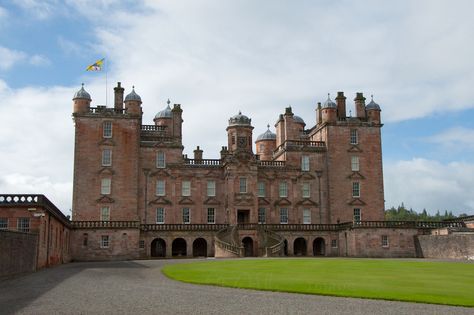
[172,238,187,257]
[313,237,325,256]
[192,238,207,257]
[294,238,307,256]
[237,210,250,224]
[242,237,254,257]
[151,238,166,257]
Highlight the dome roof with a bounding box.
[73,84,91,101]
[124,86,141,102]
[322,93,337,109]
[155,99,172,119]
[294,115,305,125]
[366,95,381,111]
[256,125,276,141]
[229,111,251,126]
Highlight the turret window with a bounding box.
[102,149,112,166]
[101,178,111,195]
[350,129,358,145]
[279,182,288,198]
[301,156,310,171]
[156,152,166,168]
[239,178,247,193]
[351,156,360,171]
[156,180,165,196]
[182,181,191,196]
[103,121,112,138]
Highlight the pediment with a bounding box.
[347,145,363,153]
[297,172,316,180]
[234,193,254,206]
[258,197,270,205]
[98,167,115,175]
[150,169,173,178]
[96,195,115,203]
[203,197,221,205]
[296,198,318,206]
[274,198,292,206]
[204,170,222,178]
[149,196,172,205]
[178,197,195,205]
[348,198,366,206]
[347,172,365,180]
[98,139,115,146]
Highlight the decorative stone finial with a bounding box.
[167,99,171,105]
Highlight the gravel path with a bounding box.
[0,259,472,315]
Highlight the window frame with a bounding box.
[100,235,110,248]
[102,149,112,166]
[182,180,191,197]
[207,180,216,197]
[350,129,358,145]
[302,182,310,198]
[101,178,111,195]
[353,208,361,223]
[0,218,8,230]
[156,151,166,168]
[182,207,191,224]
[301,155,310,171]
[207,208,215,224]
[156,180,166,196]
[17,218,30,233]
[257,182,265,197]
[239,177,247,193]
[303,208,311,224]
[331,239,338,248]
[100,206,110,221]
[156,207,165,224]
[258,207,266,224]
[280,208,289,224]
[103,121,112,138]
[279,182,288,198]
[351,156,360,172]
[352,182,360,198]
[382,235,389,248]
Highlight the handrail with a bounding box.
[184,159,222,166]
[141,224,228,231]
[72,221,140,229]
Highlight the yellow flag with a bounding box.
[86,58,105,71]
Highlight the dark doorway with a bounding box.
[237,210,250,224]
[294,237,307,256]
[193,238,207,257]
[151,238,166,257]
[172,238,187,257]
[242,237,253,257]
[283,239,288,256]
[313,237,325,256]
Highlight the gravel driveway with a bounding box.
[0,259,471,315]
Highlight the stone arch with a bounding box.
[172,238,187,257]
[293,237,307,256]
[151,238,166,258]
[193,238,207,257]
[313,237,326,256]
[242,236,254,257]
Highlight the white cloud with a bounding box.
[12,0,58,19]
[29,54,51,66]
[0,46,26,70]
[57,36,82,55]
[427,127,474,150]
[0,6,8,20]
[384,158,474,215]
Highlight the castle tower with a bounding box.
[153,99,173,136]
[255,125,276,161]
[227,111,254,153]
[72,83,91,114]
[124,86,142,116]
[366,95,382,124]
[321,94,337,124]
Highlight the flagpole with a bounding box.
[105,58,108,106]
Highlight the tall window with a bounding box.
[279,182,288,198]
[257,182,265,197]
[302,183,310,198]
[258,208,266,224]
[156,208,165,224]
[100,206,110,221]
[331,239,338,248]
[239,178,247,193]
[102,149,112,166]
[280,208,288,224]
[101,178,111,195]
[303,208,311,224]
[103,121,112,138]
[100,235,110,248]
[207,181,216,197]
[351,156,360,172]
[301,155,310,171]
[353,208,361,222]
[352,182,360,197]
[182,181,191,196]
[0,218,7,230]
[350,129,358,145]
[382,235,389,247]
[17,218,30,232]
[156,152,166,168]
[156,180,165,196]
[182,208,191,224]
[207,208,215,224]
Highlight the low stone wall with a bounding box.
[416,234,474,260]
[0,230,38,277]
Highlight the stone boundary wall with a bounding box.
[0,230,38,277]
[416,234,474,260]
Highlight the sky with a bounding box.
[0,0,473,216]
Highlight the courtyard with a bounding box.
[0,259,472,315]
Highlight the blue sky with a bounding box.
[0,0,473,215]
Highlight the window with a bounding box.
[207,208,215,224]
[257,182,265,197]
[280,208,288,224]
[258,208,266,224]
[352,182,360,197]
[207,181,216,197]
[279,182,288,198]
[259,144,264,151]
[239,178,247,193]
[156,180,165,196]
[182,181,191,196]
[100,206,110,221]
[350,129,358,145]
[139,240,145,249]
[156,208,165,224]
[353,208,361,222]
[102,149,112,166]
[156,152,166,168]
[301,156,310,171]
[17,218,30,232]
[83,233,88,246]
[100,235,110,248]
[182,208,190,224]
[101,178,111,195]
[331,239,338,248]
[382,235,389,247]
[302,183,310,198]
[303,208,311,224]
[351,156,360,172]
[0,218,7,230]
[103,121,112,138]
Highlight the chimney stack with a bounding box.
[194,146,203,160]
[354,92,366,119]
[335,91,346,119]
[114,82,124,110]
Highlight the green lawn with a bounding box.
[162,258,474,307]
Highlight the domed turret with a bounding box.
[321,93,337,123]
[226,111,254,153]
[228,111,251,126]
[366,95,381,111]
[155,99,172,119]
[256,125,276,141]
[293,115,305,125]
[154,99,173,129]
[366,95,381,124]
[322,94,337,109]
[73,83,91,114]
[256,124,276,160]
[124,86,142,115]
[124,87,142,102]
